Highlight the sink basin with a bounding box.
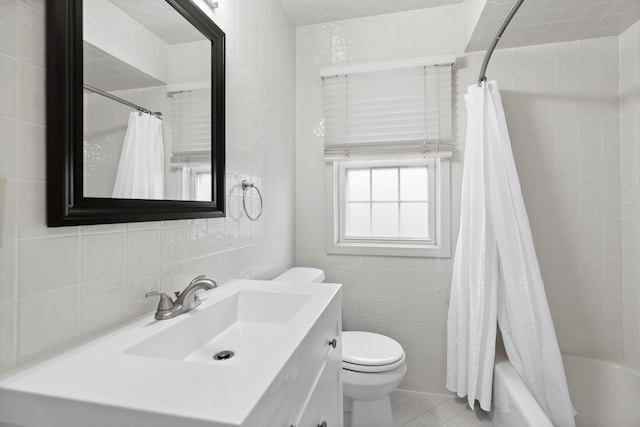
[126,290,311,365]
[0,279,342,427]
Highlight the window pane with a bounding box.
[346,168,370,202]
[372,168,398,201]
[400,167,429,201]
[400,202,429,238]
[196,173,212,202]
[346,203,371,236]
[372,203,399,236]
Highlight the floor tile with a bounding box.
[391,389,494,427]
[391,389,421,409]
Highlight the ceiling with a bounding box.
[83,1,208,92]
[108,0,205,44]
[83,42,164,92]
[466,0,640,52]
[279,0,463,26]
[280,0,640,51]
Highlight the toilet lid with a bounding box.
[342,331,405,373]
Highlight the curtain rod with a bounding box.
[83,84,163,119]
[478,0,525,86]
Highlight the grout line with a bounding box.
[15,283,81,304]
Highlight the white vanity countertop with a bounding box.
[0,279,342,427]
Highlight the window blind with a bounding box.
[322,63,453,161]
[171,88,211,166]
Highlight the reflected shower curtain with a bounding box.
[446,81,575,427]
[112,112,165,199]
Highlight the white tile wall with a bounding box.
[296,5,467,393]
[474,36,625,362]
[0,0,296,373]
[2,0,637,393]
[296,6,631,392]
[620,19,640,371]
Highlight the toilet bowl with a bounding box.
[273,267,407,427]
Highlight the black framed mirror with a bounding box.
[46,0,225,226]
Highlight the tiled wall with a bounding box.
[296,6,627,392]
[620,19,640,371]
[0,0,296,372]
[296,4,468,393]
[475,37,624,362]
[1,0,637,390]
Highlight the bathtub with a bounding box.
[492,354,640,427]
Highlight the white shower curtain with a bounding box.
[447,80,575,427]
[112,112,165,199]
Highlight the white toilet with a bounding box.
[273,267,407,427]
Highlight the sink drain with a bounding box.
[213,350,235,360]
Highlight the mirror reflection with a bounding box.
[82,0,212,201]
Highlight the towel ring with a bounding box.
[241,180,263,221]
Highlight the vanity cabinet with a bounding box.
[0,280,343,427]
[249,293,343,427]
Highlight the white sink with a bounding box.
[0,279,342,427]
[126,290,311,365]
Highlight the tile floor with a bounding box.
[391,389,494,427]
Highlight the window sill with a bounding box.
[327,241,450,258]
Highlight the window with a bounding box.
[321,56,454,257]
[342,160,434,240]
[328,158,450,257]
[178,166,211,201]
[195,171,212,202]
[171,88,213,201]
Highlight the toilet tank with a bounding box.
[273,267,325,283]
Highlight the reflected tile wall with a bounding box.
[0,0,295,373]
[83,87,168,199]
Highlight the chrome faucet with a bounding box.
[145,275,217,320]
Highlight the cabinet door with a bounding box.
[296,341,343,427]
[264,301,341,427]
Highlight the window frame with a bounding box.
[179,165,211,201]
[326,157,451,258]
[339,159,436,244]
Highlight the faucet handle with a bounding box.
[145,291,174,311]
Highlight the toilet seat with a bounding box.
[342,331,405,373]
